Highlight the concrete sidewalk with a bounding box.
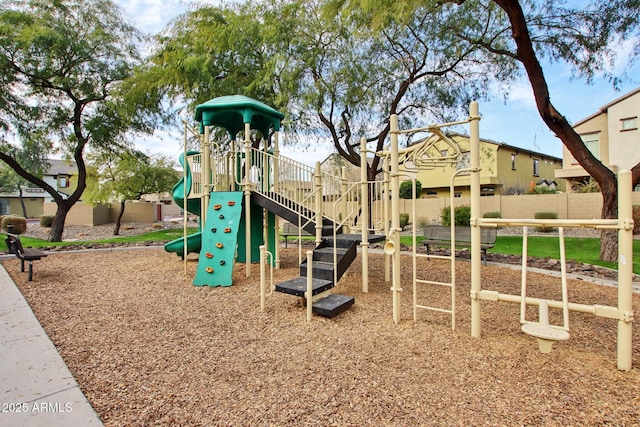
[0,264,103,426]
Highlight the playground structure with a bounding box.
[165,97,634,371]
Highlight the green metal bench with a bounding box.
[281,222,312,248]
[423,225,496,266]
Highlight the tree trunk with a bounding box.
[18,188,28,218]
[114,200,126,235]
[599,188,618,262]
[49,201,72,242]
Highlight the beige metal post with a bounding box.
[341,166,348,233]
[390,114,402,324]
[360,137,370,293]
[306,250,314,322]
[202,125,211,226]
[617,169,633,371]
[260,245,266,311]
[469,101,482,338]
[183,121,188,275]
[273,131,280,270]
[315,161,323,245]
[383,154,391,282]
[244,123,252,277]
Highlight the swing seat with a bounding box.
[521,323,570,353]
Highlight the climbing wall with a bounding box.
[193,191,244,287]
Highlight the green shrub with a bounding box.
[482,211,502,219]
[399,180,422,199]
[399,213,409,229]
[633,206,640,235]
[40,215,55,227]
[1,215,27,234]
[441,205,471,226]
[534,211,558,232]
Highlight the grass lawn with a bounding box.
[1,228,199,249]
[4,229,638,275]
[399,234,639,275]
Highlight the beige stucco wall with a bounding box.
[6,198,44,218]
[43,202,111,226]
[378,192,640,225]
[109,201,159,223]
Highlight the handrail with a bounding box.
[259,245,274,312]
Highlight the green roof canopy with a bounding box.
[194,95,285,139]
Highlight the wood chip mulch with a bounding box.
[2,248,640,426]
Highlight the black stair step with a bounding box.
[323,233,387,244]
[312,294,355,317]
[313,247,349,262]
[275,277,334,297]
[300,261,335,281]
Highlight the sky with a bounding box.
[115,0,640,165]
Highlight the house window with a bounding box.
[533,159,540,177]
[480,187,494,197]
[58,176,70,188]
[621,117,637,131]
[511,153,516,170]
[426,191,438,198]
[580,132,599,159]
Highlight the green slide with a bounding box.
[164,151,203,258]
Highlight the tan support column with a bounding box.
[390,114,402,324]
[183,121,188,275]
[360,137,370,293]
[341,166,349,233]
[469,101,482,338]
[314,161,323,245]
[617,169,633,371]
[273,131,280,270]
[244,122,252,277]
[202,125,211,226]
[383,154,390,282]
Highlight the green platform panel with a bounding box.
[236,199,264,263]
[193,192,244,287]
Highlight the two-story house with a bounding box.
[555,87,640,191]
[401,132,563,198]
[0,159,77,218]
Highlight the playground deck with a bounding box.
[2,248,639,425]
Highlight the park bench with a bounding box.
[4,233,48,281]
[281,222,312,248]
[423,225,497,266]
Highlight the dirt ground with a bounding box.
[2,248,640,426]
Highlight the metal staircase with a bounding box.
[275,237,358,317]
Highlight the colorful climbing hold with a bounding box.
[205,267,214,273]
[224,227,231,233]
[211,228,217,233]
[228,201,236,206]
[220,260,226,265]
[216,242,223,249]
[205,252,213,259]
[219,214,225,219]
[214,204,222,210]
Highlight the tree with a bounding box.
[87,150,178,235]
[346,0,640,262]
[399,179,422,199]
[483,0,640,261]
[0,0,163,241]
